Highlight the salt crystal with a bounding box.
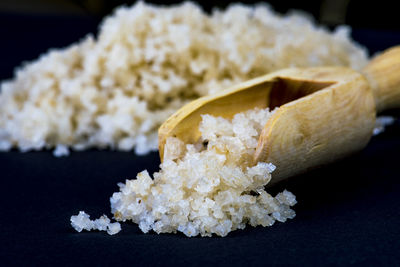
[53,144,70,157]
[373,116,396,136]
[93,215,111,231]
[107,222,122,235]
[70,211,94,232]
[276,190,297,206]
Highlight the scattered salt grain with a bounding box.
[107,222,122,235]
[70,211,121,235]
[373,116,396,135]
[53,144,70,157]
[93,215,111,231]
[70,211,94,232]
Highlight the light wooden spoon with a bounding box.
[158,46,400,185]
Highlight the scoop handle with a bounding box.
[363,46,400,113]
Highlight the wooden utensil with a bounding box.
[158,46,400,185]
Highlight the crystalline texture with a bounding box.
[0,2,368,156]
[110,107,297,237]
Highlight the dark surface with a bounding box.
[1,9,400,267]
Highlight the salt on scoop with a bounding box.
[110,107,297,237]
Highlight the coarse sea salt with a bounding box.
[110,107,297,237]
[0,1,368,156]
[373,116,396,136]
[53,144,70,157]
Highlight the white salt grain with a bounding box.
[0,2,368,156]
[70,211,94,232]
[53,144,70,157]
[107,222,122,235]
[373,116,396,135]
[93,215,111,231]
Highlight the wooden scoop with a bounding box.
[158,46,400,185]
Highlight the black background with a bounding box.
[1,1,400,266]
